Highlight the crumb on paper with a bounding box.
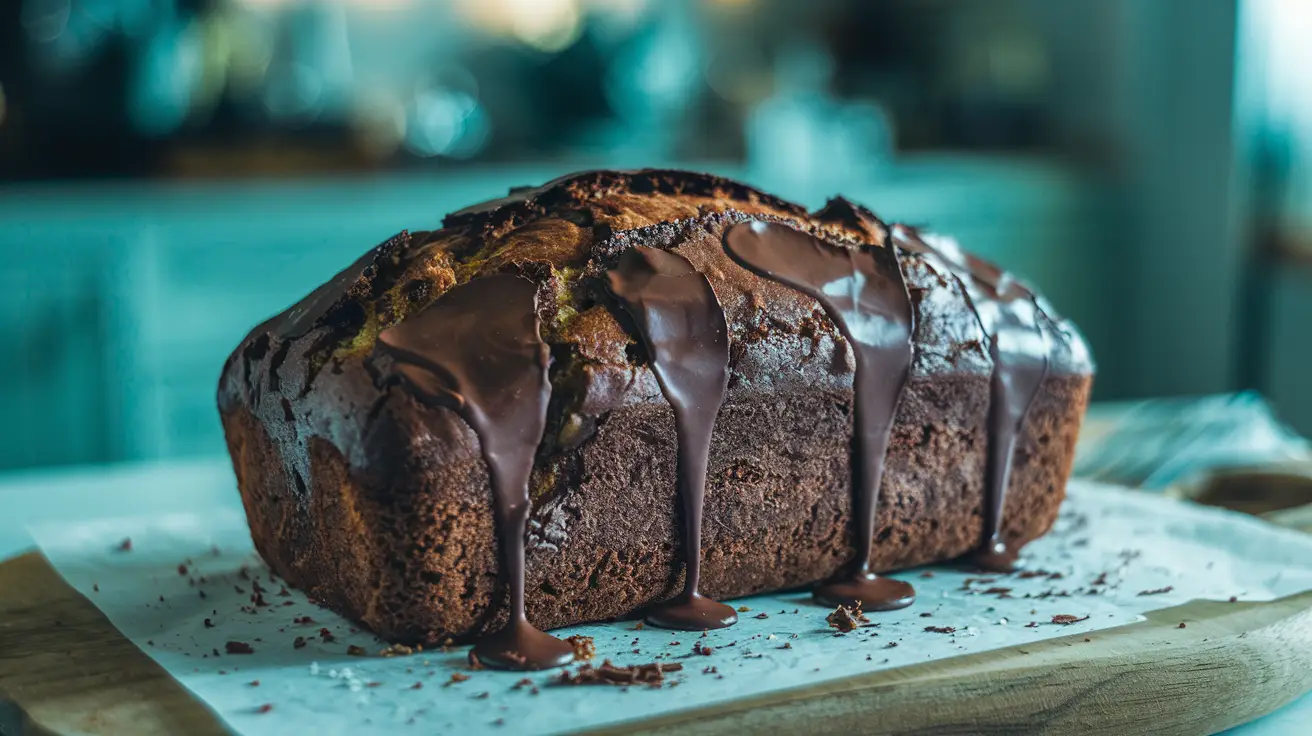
[924,626,956,634]
[445,673,470,687]
[566,635,596,661]
[225,641,254,655]
[556,660,683,688]
[1137,586,1174,596]
[380,643,417,657]
[825,604,869,633]
[1050,614,1090,625]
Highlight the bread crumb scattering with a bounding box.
[825,604,869,633]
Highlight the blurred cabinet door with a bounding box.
[0,224,119,469]
[117,219,400,461]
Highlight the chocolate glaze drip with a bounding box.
[723,221,916,611]
[605,246,738,631]
[375,274,574,670]
[891,225,1051,572]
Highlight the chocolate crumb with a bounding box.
[919,571,935,578]
[474,692,490,699]
[199,590,207,600]
[255,704,273,714]
[1083,638,1092,642]
[692,641,713,656]
[566,635,596,661]
[116,538,132,552]
[1137,586,1174,596]
[919,612,932,618]
[826,603,869,633]
[177,564,188,576]
[366,681,383,688]
[445,673,470,687]
[347,645,367,657]
[530,687,540,695]
[225,641,254,655]
[778,642,792,650]
[884,642,898,649]
[1178,622,1187,629]
[93,584,99,592]
[1024,622,1039,628]
[753,612,769,620]
[204,618,214,629]
[293,636,307,649]
[1050,614,1090,625]
[924,626,956,634]
[513,678,533,690]
[1228,596,1238,603]
[293,616,316,625]
[319,628,335,643]
[492,718,504,726]
[412,682,425,690]
[557,660,683,687]
[249,680,260,687]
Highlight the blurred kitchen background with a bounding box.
[1,0,1310,473]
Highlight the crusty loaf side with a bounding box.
[218,170,1093,644]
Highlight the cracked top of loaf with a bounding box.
[219,169,1092,476]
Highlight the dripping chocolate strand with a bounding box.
[723,221,916,611]
[606,246,738,631]
[892,225,1051,572]
[374,274,574,670]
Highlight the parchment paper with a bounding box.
[29,481,1312,735]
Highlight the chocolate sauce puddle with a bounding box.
[375,274,574,670]
[724,221,916,611]
[892,225,1050,572]
[606,246,738,631]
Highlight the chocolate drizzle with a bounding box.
[375,274,574,670]
[891,225,1051,572]
[605,246,738,630]
[723,221,916,611]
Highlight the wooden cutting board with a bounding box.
[0,548,1310,736]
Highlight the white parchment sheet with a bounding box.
[29,481,1312,735]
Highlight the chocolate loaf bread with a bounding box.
[218,170,1093,659]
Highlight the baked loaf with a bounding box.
[218,169,1093,646]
